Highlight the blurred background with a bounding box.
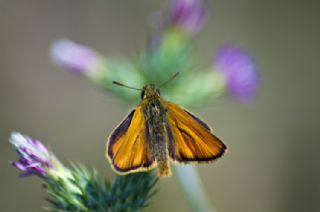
[1,0,319,211]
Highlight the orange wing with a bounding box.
[106,105,155,174]
[164,101,226,163]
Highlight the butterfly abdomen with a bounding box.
[143,97,171,177]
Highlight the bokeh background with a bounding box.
[1,0,319,211]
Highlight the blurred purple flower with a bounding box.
[50,39,100,75]
[10,132,52,177]
[169,0,208,34]
[215,44,259,102]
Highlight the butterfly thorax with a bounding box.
[141,84,171,176]
[141,85,165,126]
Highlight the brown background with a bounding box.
[0,0,319,211]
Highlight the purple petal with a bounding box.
[31,139,49,154]
[30,166,47,176]
[169,0,208,34]
[20,146,32,156]
[27,162,41,168]
[28,152,46,164]
[50,39,100,75]
[19,158,33,165]
[11,160,47,177]
[215,44,260,102]
[11,161,27,171]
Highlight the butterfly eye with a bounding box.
[141,90,145,99]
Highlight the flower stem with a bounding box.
[173,165,217,212]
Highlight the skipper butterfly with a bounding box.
[106,73,226,177]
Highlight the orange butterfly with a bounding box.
[106,74,226,177]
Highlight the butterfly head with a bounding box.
[141,84,160,99]
[112,72,179,100]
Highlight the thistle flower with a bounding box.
[10,132,53,177]
[168,0,208,34]
[9,132,158,211]
[50,39,103,77]
[215,44,259,102]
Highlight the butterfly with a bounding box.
[106,73,226,177]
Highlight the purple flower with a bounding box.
[215,44,260,102]
[10,132,52,177]
[169,0,208,34]
[50,39,100,75]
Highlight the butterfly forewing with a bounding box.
[164,101,226,162]
[106,106,155,174]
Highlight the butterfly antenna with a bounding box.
[158,72,180,88]
[112,81,142,91]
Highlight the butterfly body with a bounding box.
[141,85,171,176]
[106,84,226,177]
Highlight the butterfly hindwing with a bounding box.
[164,101,226,163]
[106,106,155,174]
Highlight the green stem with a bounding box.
[173,165,217,212]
